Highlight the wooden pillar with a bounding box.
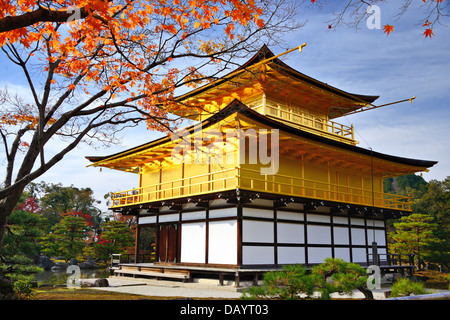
[205,201,210,264]
[304,209,308,265]
[155,211,160,262]
[237,203,243,266]
[364,211,369,265]
[348,211,353,263]
[273,202,278,266]
[330,208,335,258]
[135,215,140,263]
[262,92,267,115]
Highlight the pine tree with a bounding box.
[93,220,135,261]
[389,214,439,269]
[41,214,89,261]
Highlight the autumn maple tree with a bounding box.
[0,0,303,254]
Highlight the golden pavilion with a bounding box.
[87,45,436,278]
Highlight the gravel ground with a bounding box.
[83,276,391,299]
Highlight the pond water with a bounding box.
[34,268,110,286]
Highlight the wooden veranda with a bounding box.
[109,252,415,286]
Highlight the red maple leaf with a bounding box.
[424,28,434,38]
[383,24,394,36]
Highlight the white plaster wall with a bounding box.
[208,220,237,264]
[351,217,365,226]
[367,229,386,246]
[209,207,237,219]
[277,211,304,221]
[333,216,348,225]
[243,207,273,219]
[277,247,305,264]
[277,223,304,244]
[138,216,156,225]
[308,247,332,264]
[181,211,206,221]
[307,214,330,223]
[352,248,367,263]
[242,246,274,265]
[158,213,179,223]
[333,227,349,245]
[334,248,351,261]
[351,228,366,246]
[307,225,331,245]
[180,222,206,263]
[242,220,274,243]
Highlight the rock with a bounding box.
[0,276,15,300]
[69,258,78,266]
[51,262,69,271]
[80,281,93,288]
[79,260,99,269]
[93,278,109,287]
[35,255,55,271]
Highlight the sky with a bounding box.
[1,1,449,213]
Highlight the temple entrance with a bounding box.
[158,224,178,263]
[137,225,156,263]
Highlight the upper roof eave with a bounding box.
[174,44,379,108]
[86,99,437,170]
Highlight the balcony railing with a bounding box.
[111,167,238,208]
[110,167,411,211]
[237,168,411,211]
[251,104,356,145]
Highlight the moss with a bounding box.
[31,287,159,300]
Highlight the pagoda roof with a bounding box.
[86,99,437,173]
[175,45,380,119]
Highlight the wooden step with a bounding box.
[115,269,189,279]
[114,266,191,282]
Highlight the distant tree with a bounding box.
[388,213,439,270]
[413,177,450,270]
[92,220,135,261]
[26,181,102,231]
[40,212,89,261]
[413,177,450,228]
[383,174,428,199]
[2,208,47,259]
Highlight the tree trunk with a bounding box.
[358,285,374,300]
[0,189,25,256]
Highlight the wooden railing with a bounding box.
[110,167,411,211]
[237,168,411,211]
[367,253,415,269]
[110,253,155,266]
[111,167,238,207]
[252,104,356,145]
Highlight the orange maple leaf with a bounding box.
[383,24,394,36]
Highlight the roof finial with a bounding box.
[298,43,307,53]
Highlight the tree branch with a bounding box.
[0,5,89,33]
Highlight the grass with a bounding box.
[414,270,450,290]
[30,286,170,300]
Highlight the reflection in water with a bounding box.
[34,268,109,286]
